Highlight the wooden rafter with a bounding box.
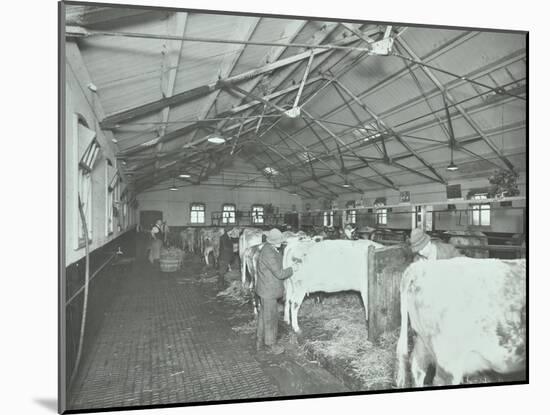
[186,17,261,145]
[118,76,325,157]
[153,12,188,172]
[100,44,337,129]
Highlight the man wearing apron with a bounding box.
[149,219,164,267]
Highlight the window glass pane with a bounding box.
[481,205,491,225]
[252,206,264,224]
[190,204,205,223]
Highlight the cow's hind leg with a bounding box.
[283,298,290,324]
[410,338,435,387]
[290,292,304,333]
[360,289,369,323]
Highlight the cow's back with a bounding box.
[292,240,381,292]
[404,258,526,380]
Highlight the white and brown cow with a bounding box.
[396,257,526,388]
[283,239,383,332]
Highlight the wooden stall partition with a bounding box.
[367,245,413,343]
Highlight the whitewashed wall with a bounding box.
[64,51,136,266]
[302,173,526,233]
[137,184,303,226]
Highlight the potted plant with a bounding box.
[487,169,520,199]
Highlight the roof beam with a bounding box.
[396,37,516,171]
[118,76,325,157]
[332,80,447,184]
[65,5,151,26]
[301,108,399,190]
[273,121,370,193]
[186,17,261,146]
[266,31,479,146]
[154,12,188,170]
[65,40,132,191]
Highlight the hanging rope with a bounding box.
[70,195,91,386]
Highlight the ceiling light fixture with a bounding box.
[207,132,226,144]
[178,173,191,178]
[443,90,459,172]
[446,161,458,171]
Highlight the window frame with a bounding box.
[75,115,98,249]
[471,193,491,226]
[251,204,264,224]
[221,203,236,224]
[190,202,206,224]
[345,201,357,224]
[77,166,93,247]
[376,207,388,226]
[323,211,334,227]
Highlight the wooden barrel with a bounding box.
[160,257,180,272]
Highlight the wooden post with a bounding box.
[368,245,412,343]
[367,245,378,342]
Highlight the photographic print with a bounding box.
[59,1,527,413]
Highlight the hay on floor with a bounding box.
[216,280,252,306]
[299,293,397,389]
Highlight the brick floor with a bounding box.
[69,261,280,410]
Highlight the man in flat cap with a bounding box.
[409,228,462,261]
[255,228,294,354]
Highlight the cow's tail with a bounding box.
[396,267,412,388]
[239,235,246,285]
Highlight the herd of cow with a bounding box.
[179,226,526,389]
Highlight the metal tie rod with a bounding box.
[66,27,377,53]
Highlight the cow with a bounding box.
[180,228,196,253]
[200,227,224,266]
[239,228,268,284]
[282,239,383,332]
[241,243,266,314]
[395,257,526,388]
[243,231,310,313]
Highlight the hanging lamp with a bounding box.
[443,91,459,172]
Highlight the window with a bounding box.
[107,186,114,235]
[345,201,356,224]
[222,204,236,224]
[471,194,491,226]
[106,168,118,235]
[323,211,334,227]
[376,208,388,225]
[190,203,205,224]
[252,205,264,224]
[78,168,93,244]
[77,119,99,246]
[121,197,128,229]
[415,206,422,228]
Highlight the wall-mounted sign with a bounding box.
[400,191,411,203]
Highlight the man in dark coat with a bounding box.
[410,228,463,260]
[218,227,234,288]
[255,228,293,354]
